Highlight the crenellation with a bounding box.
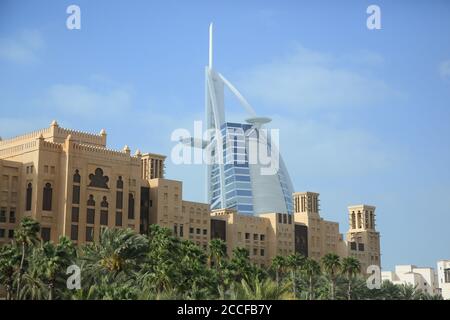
[0,140,38,158]
[70,142,140,162]
[0,128,50,149]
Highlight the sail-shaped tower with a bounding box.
[204,23,294,215]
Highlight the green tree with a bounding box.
[14,217,40,299]
[302,258,321,300]
[139,225,180,294]
[0,244,20,300]
[236,277,290,300]
[81,228,149,280]
[208,238,227,270]
[271,255,286,286]
[341,256,361,300]
[398,283,422,300]
[37,236,76,300]
[286,253,305,299]
[321,253,341,300]
[228,247,253,282]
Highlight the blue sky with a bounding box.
[1,0,449,271]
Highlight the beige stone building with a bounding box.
[292,192,381,271]
[346,205,381,272]
[0,121,162,244]
[148,178,210,250]
[0,122,381,273]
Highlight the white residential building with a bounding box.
[437,260,450,300]
[382,265,439,295]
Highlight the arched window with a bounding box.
[351,211,356,229]
[128,193,135,219]
[116,177,123,209]
[42,183,53,211]
[116,176,123,189]
[73,169,81,183]
[101,196,108,208]
[87,195,95,224]
[370,212,374,229]
[100,196,108,226]
[72,172,80,205]
[357,211,362,229]
[88,168,109,189]
[26,183,32,211]
[87,194,95,206]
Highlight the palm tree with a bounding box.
[0,244,20,300]
[302,258,321,300]
[341,256,361,300]
[236,277,290,300]
[229,247,252,282]
[141,225,181,294]
[208,239,227,270]
[378,280,401,300]
[81,227,149,280]
[398,283,421,300]
[14,217,40,299]
[286,253,305,299]
[271,255,286,286]
[321,253,341,300]
[419,291,443,300]
[38,237,76,300]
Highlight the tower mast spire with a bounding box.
[209,22,213,69]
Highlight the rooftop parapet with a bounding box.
[68,140,141,164]
[0,120,106,150]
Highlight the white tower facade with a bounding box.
[204,23,294,215]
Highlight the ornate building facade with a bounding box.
[0,122,381,272]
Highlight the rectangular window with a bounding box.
[128,193,135,220]
[288,214,292,224]
[245,233,250,240]
[42,184,52,211]
[87,208,95,224]
[0,208,6,222]
[72,185,80,204]
[116,191,123,209]
[41,227,51,242]
[71,207,79,223]
[26,183,32,211]
[86,227,94,242]
[260,234,265,241]
[253,233,258,241]
[70,225,78,241]
[261,249,265,256]
[283,214,287,224]
[350,242,357,250]
[100,210,108,226]
[203,229,207,235]
[278,213,282,223]
[444,269,450,283]
[253,248,257,256]
[189,227,194,234]
[174,224,178,236]
[180,225,184,237]
[115,211,122,227]
[8,229,14,239]
[9,209,16,223]
[0,229,4,238]
[358,243,365,251]
[196,228,201,235]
